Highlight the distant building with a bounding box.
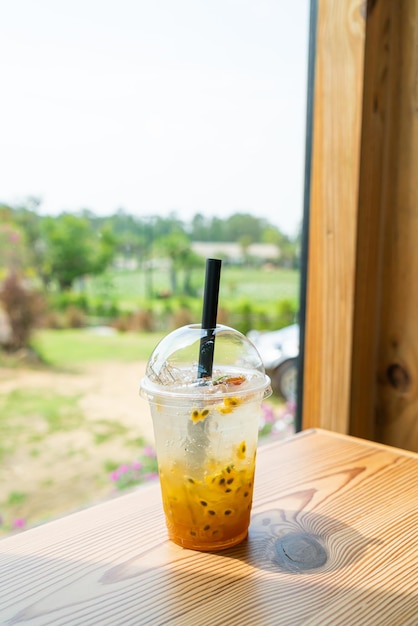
[112,242,280,271]
[114,256,139,270]
[191,242,280,264]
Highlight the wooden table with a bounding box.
[1,429,417,625]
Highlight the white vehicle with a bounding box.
[248,324,299,401]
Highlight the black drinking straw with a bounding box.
[198,258,222,379]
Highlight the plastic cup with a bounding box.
[140,324,271,551]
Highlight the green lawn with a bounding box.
[32,329,164,367]
[220,266,300,302]
[85,266,300,311]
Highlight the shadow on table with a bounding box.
[224,507,380,574]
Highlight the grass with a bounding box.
[220,266,300,302]
[0,388,85,461]
[32,328,164,368]
[86,266,300,310]
[92,420,130,445]
[7,492,28,506]
[5,389,83,432]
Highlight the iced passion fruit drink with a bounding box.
[140,324,271,551]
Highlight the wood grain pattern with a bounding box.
[1,430,417,625]
[350,0,418,452]
[303,0,366,434]
[374,0,418,452]
[348,0,391,443]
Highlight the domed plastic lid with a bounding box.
[140,324,271,399]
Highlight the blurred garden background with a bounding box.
[0,201,300,536]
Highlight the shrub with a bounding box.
[111,314,131,333]
[0,273,44,351]
[49,292,89,313]
[227,299,255,335]
[65,305,87,328]
[111,309,155,333]
[90,296,120,318]
[128,309,154,332]
[169,307,194,329]
[38,310,64,329]
[275,298,298,329]
[217,307,229,326]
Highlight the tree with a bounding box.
[42,213,116,290]
[158,231,204,295]
[238,235,253,264]
[190,213,210,241]
[262,226,299,268]
[104,209,148,263]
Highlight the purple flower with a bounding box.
[118,464,130,474]
[143,445,157,458]
[12,518,25,529]
[109,470,120,482]
[131,460,143,471]
[144,472,159,481]
[261,403,276,424]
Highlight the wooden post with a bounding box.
[303,0,418,452]
[302,0,366,433]
[350,0,418,451]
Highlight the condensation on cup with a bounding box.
[140,323,271,551]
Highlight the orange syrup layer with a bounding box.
[159,454,255,550]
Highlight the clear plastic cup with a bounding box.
[140,324,271,551]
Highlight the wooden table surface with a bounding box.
[1,429,417,625]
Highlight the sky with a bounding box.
[1,0,310,236]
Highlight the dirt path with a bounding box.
[0,361,155,535]
[0,361,154,439]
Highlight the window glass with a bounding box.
[0,1,309,534]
